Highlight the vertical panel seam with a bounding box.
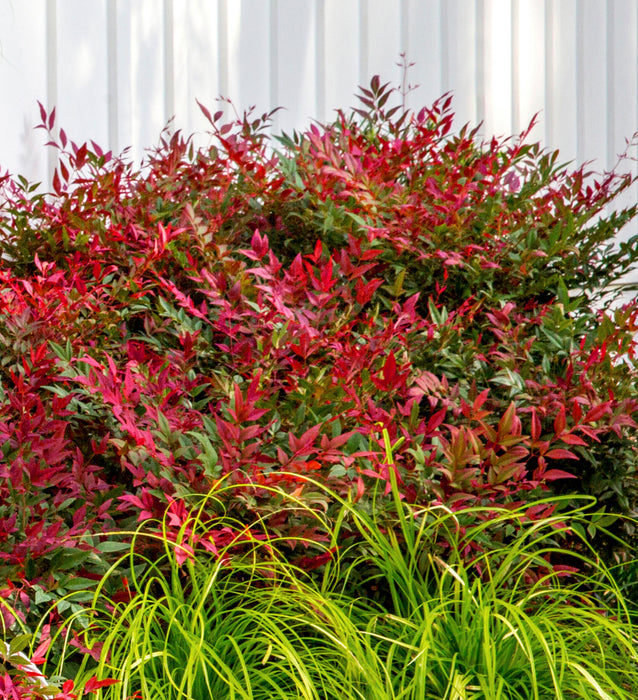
[46,0,58,186]
[441,0,449,92]
[399,0,409,109]
[107,0,118,154]
[476,0,485,131]
[607,0,614,170]
[316,0,326,122]
[400,0,409,57]
[270,0,278,130]
[576,0,584,164]
[544,0,553,147]
[359,0,368,85]
[46,0,57,112]
[511,0,520,134]
[164,0,175,128]
[218,0,229,101]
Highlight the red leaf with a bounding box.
[531,409,541,442]
[313,239,323,263]
[571,400,583,424]
[472,388,489,413]
[382,351,397,385]
[293,546,336,571]
[553,406,566,436]
[76,143,88,167]
[498,402,518,438]
[319,258,336,292]
[123,365,135,401]
[251,229,269,258]
[545,448,578,460]
[84,676,120,693]
[543,469,577,481]
[584,404,610,423]
[31,637,52,665]
[52,170,61,195]
[534,455,547,476]
[320,431,353,450]
[197,99,213,124]
[559,433,588,446]
[355,277,383,305]
[91,139,104,157]
[289,423,322,454]
[426,408,447,434]
[526,503,555,519]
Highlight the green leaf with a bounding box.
[156,409,172,438]
[187,431,221,479]
[95,540,131,553]
[329,464,346,478]
[49,338,72,362]
[556,276,569,307]
[34,587,54,605]
[8,634,31,655]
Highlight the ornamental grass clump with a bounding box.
[63,482,638,699]
[0,74,637,695]
[331,491,638,699]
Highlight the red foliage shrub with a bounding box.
[0,82,636,606]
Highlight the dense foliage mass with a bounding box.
[0,79,637,697]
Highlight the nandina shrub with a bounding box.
[0,80,637,634]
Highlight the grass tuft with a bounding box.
[61,481,638,700]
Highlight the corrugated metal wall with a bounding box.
[1,0,637,230]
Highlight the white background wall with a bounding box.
[1,0,637,238]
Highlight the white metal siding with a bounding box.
[0,0,637,229]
